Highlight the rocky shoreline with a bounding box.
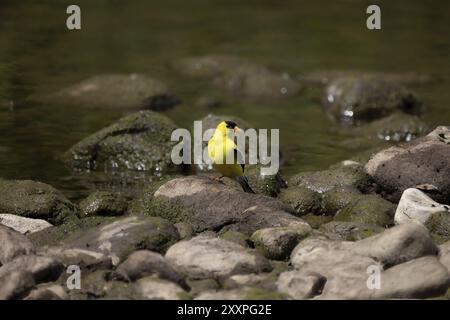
[1,55,450,300]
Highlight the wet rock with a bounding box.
[41,247,112,271]
[365,126,450,202]
[64,216,179,266]
[350,113,429,143]
[244,165,288,197]
[129,176,307,235]
[278,185,322,216]
[115,250,185,287]
[320,187,362,215]
[425,212,450,244]
[219,230,250,247]
[195,287,285,300]
[289,166,372,194]
[43,74,175,110]
[322,75,423,125]
[0,254,64,284]
[165,235,272,280]
[25,284,68,300]
[214,65,301,99]
[0,270,35,300]
[79,191,128,217]
[0,214,52,235]
[133,276,188,300]
[350,222,439,268]
[63,110,182,174]
[319,221,384,241]
[334,194,396,227]
[171,55,247,78]
[372,256,450,299]
[395,188,450,225]
[250,224,311,260]
[0,224,35,265]
[276,270,327,299]
[0,179,78,225]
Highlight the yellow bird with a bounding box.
[208,121,255,193]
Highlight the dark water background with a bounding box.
[0,0,449,199]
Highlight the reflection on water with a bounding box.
[0,0,449,199]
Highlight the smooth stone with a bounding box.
[79,191,128,217]
[0,269,35,300]
[0,224,35,265]
[25,284,68,300]
[0,214,53,235]
[276,270,327,299]
[41,246,112,270]
[133,276,187,300]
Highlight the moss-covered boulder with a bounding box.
[319,221,384,241]
[321,187,363,215]
[79,191,128,217]
[322,75,423,125]
[278,185,322,216]
[334,195,396,227]
[0,179,78,225]
[219,230,250,247]
[301,213,334,229]
[63,110,183,174]
[289,165,372,194]
[41,74,177,110]
[425,212,450,244]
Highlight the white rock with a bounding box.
[133,276,186,300]
[394,188,450,224]
[0,214,53,234]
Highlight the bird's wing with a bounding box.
[234,147,245,173]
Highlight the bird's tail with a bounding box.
[236,176,255,193]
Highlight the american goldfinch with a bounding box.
[208,121,255,193]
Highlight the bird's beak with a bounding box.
[234,126,241,133]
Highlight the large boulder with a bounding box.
[395,188,450,225]
[63,110,182,174]
[42,74,177,110]
[365,126,450,202]
[0,179,78,225]
[129,176,308,235]
[0,224,35,265]
[322,75,423,125]
[287,222,446,299]
[165,235,272,280]
[0,214,52,234]
[62,216,179,266]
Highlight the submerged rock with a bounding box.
[165,235,272,280]
[365,126,450,202]
[63,110,182,174]
[129,176,307,235]
[63,216,179,266]
[0,179,78,225]
[395,188,450,225]
[79,191,128,217]
[0,214,52,235]
[322,75,423,125]
[42,74,177,110]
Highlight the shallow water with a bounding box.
[0,0,449,199]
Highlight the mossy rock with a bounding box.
[0,179,78,225]
[63,111,184,175]
[425,212,450,244]
[278,185,321,216]
[301,213,334,229]
[245,165,287,197]
[319,221,384,241]
[334,195,395,227]
[321,187,362,215]
[289,166,372,194]
[219,230,250,247]
[79,191,128,217]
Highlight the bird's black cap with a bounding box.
[225,120,238,129]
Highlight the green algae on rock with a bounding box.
[79,191,128,217]
[62,110,183,174]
